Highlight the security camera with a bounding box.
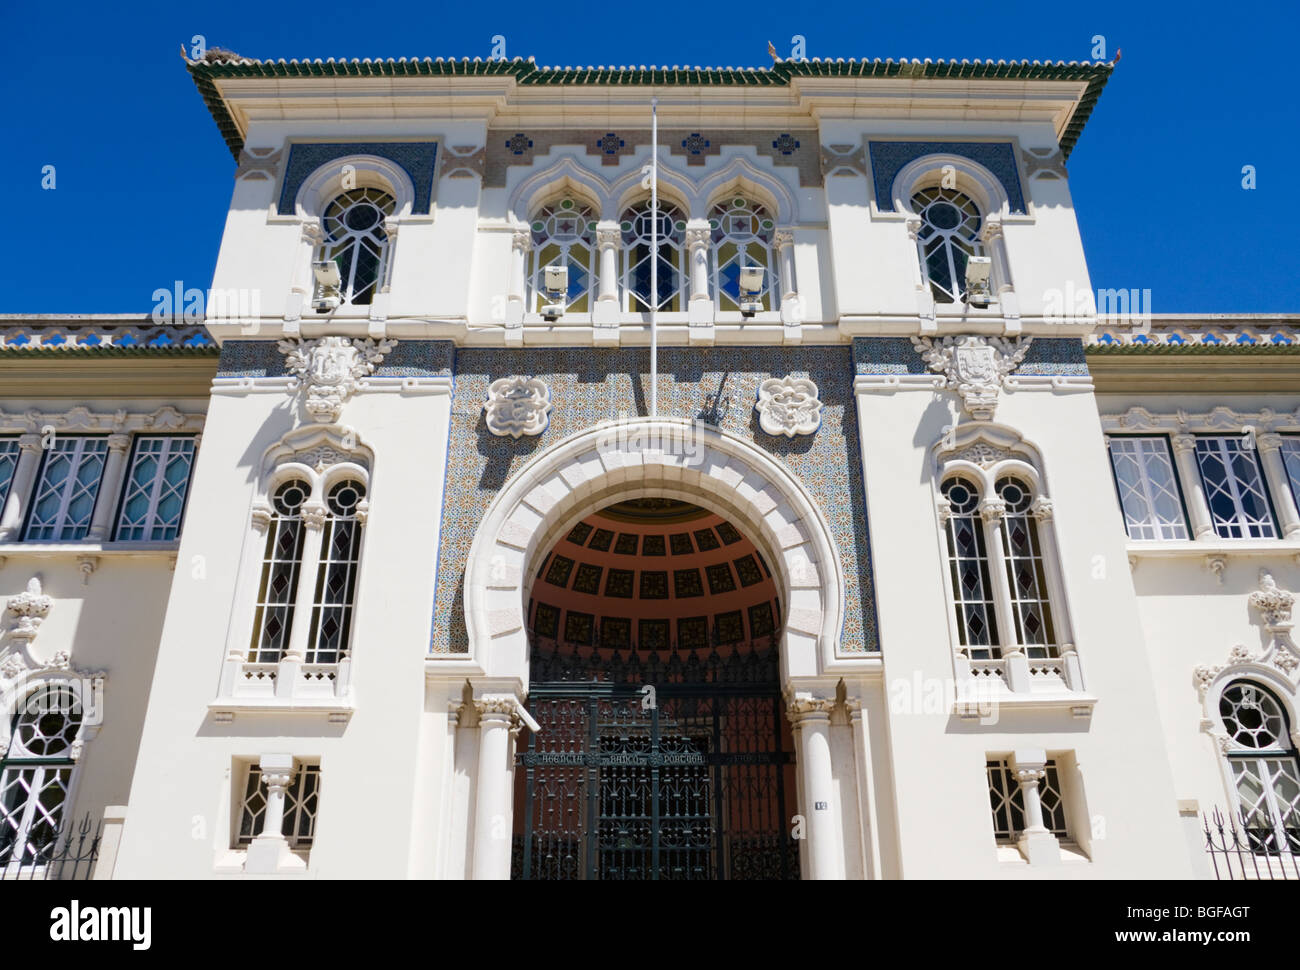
[311,260,342,312]
[738,265,764,318]
[541,263,568,321]
[965,256,993,306]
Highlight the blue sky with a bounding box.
[1,0,1295,314]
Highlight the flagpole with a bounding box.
[649,96,658,418]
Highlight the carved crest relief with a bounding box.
[484,377,553,438]
[912,335,1032,421]
[278,336,397,423]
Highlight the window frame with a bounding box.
[1193,434,1278,539]
[0,436,20,514]
[21,435,110,542]
[1105,433,1191,541]
[235,761,321,851]
[1217,680,1300,857]
[112,434,198,542]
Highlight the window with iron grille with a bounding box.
[621,200,687,312]
[709,197,778,313]
[995,477,1056,658]
[320,188,395,306]
[941,477,999,658]
[986,758,1067,844]
[0,437,19,512]
[1107,436,1189,540]
[528,198,596,314]
[249,480,309,663]
[305,479,366,664]
[911,186,983,304]
[114,436,196,541]
[1218,682,1300,856]
[0,685,82,869]
[1194,436,1276,539]
[23,436,108,541]
[236,763,320,849]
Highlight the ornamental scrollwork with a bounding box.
[277,336,397,423]
[484,377,553,439]
[755,376,822,438]
[911,335,1032,421]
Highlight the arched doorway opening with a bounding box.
[511,497,799,880]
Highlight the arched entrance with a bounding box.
[512,498,798,880]
[455,418,853,880]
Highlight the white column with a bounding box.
[1257,434,1300,537]
[87,434,131,542]
[0,434,43,541]
[775,229,803,340]
[1011,749,1060,865]
[685,221,714,341]
[592,223,621,340]
[245,753,303,873]
[504,229,529,343]
[369,217,399,325]
[980,217,1020,332]
[846,696,882,879]
[1171,433,1215,539]
[906,216,937,333]
[980,497,1029,691]
[472,696,521,880]
[787,694,842,879]
[286,220,322,324]
[277,502,326,696]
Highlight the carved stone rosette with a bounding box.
[278,336,397,423]
[911,335,1032,421]
[755,376,823,438]
[484,376,553,438]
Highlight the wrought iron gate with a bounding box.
[513,639,799,880]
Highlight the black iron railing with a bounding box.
[1,812,102,881]
[1203,807,1299,880]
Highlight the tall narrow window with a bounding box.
[621,201,687,312]
[528,198,595,313]
[996,477,1056,659]
[237,762,320,849]
[0,685,81,869]
[941,477,1000,658]
[320,188,396,306]
[1107,436,1188,540]
[0,437,19,511]
[1195,436,1276,538]
[307,479,366,664]
[911,187,983,304]
[250,480,309,663]
[23,436,108,541]
[709,197,777,312]
[115,436,197,541]
[1219,682,1300,856]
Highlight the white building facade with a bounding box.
[0,50,1297,880]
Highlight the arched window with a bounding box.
[528,198,596,313]
[1219,681,1300,855]
[994,476,1056,658]
[0,684,81,868]
[320,188,396,306]
[911,186,984,304]
[306,479,367,664]
[620,200,687,312]
[709,197,778,312]
[941,477,999,658]
[250,479,309,664]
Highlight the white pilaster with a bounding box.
[0,435,42,541]
[592,224,621,343]
[1171,433,1215,538]
[244,753,304,873]
[87,434,131,541]
[1257,434,1300,537]
[775,229,803,342]
[1011,749,1060,865]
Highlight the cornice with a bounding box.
[0,356,218,399]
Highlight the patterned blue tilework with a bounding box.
[277,142,440,215]
[1017,338,1089,376]
[868,141,1026,214]
[853,337,927,375]
[216,340,286,378]
[373,340,453,378]
[431,347,879,655]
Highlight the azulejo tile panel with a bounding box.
[867,140,1026,214]
[852,336,1090,377]
[1017,338,1090,376]
[216,340,286,378]
[430,347,879,654]
[276,141,440,215]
